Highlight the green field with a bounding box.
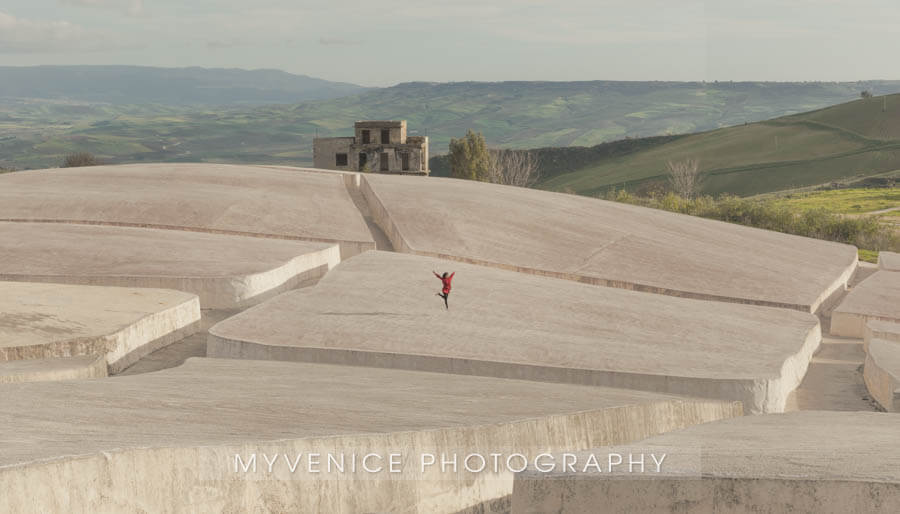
[769,187,900,214]
[540,94,900,196]
[2,80,898,171]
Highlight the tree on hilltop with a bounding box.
[449,130,490,181]
[487,148,540,187]
[449,130,540,187]
[666,158,703,199]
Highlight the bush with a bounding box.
[62,152,99,168]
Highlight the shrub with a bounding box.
[62,152,99,168]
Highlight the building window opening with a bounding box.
[361,130,370,144]
[381,129,390,144]
[335,153,348,166]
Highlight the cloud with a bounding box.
[60,0,144,17]
[0,11,99,53]
[318,36,361,46]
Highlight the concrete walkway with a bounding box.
[784,336,877,411]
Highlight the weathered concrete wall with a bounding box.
[864,338,900,411]
[512,476,900,513]
[511,411,900,514]
[0,358,741,514]
[0,399,741,514]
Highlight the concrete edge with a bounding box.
[0,294,201,374]
[510,475,900,513]
[864,339,900,412]
[765,322,823,413]
[0,218,375,262]
[0,355,107,384]
[864,321,900,352]
[0,396,741,513]
[0,244,339,310]
[206,333,803,414]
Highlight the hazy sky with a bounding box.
[1,0,898,86]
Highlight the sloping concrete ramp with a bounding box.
[511,411,900,513]
[0,222,339,309]
[0,358,741,514]
[0,163,375,258]
[360,174,857,312]
[831,271,900,337]
[209,251,821,413]
[0,282,199,373]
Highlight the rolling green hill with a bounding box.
[3,80,900,170]
[540,94,900,196]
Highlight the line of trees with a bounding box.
[448,130,539,187]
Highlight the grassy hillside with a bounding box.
[3,80,900,170]
[541,94,900,196]
[769,187,900,214]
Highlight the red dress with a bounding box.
[434,272,455,294]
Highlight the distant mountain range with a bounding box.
[0,66,369,105]
[3,68,900,179]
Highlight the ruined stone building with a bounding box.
[313,120,429,175]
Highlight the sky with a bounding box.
[1,0,898,87]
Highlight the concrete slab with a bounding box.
[831,271,900,338]
[360,174,857,312]
[511,411,900,513]
[865,320,900,351]
[0,163,375,258]
[209,251,821,414]
[0,222,339,309]
[0,282,199,373]
[0,355,106,383]
[864,338,900,411]
[879,251,900,271]
[0,358,741,514]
